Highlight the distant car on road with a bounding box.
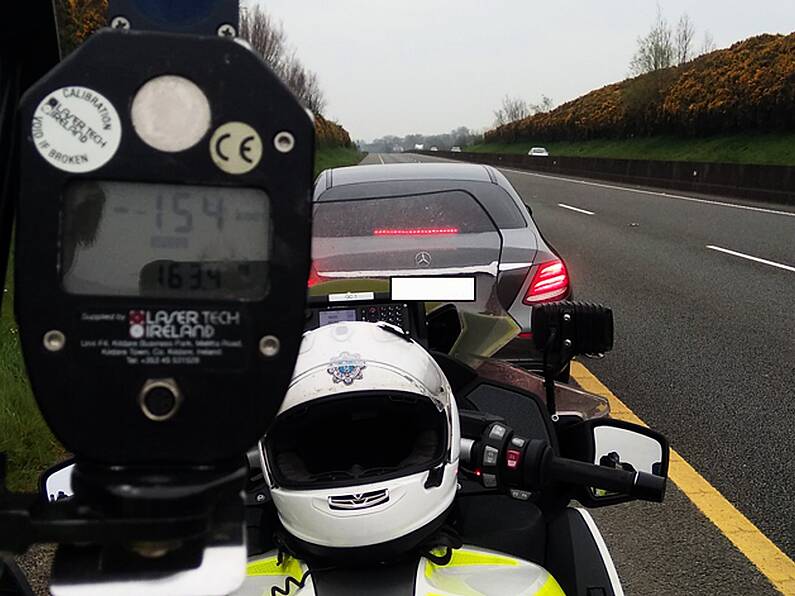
[430,146,439,152]
[451,146,462,152]
[528,147,549,157]
[312,162,572,376]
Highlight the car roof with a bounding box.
[326,163,495,188]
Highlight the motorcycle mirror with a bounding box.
[560,419,669,507]
[531,301,614,357]
[39,459,75,503]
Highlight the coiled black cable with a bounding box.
[270,568,313,596]
[269,536,331,596]
[268,524,462,593]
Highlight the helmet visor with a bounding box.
[265,392,448,489]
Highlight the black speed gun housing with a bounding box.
[0,22,314,591]
[16,29,313,464]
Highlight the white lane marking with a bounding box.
[558,203,595,216]
[378,153,385,164]
[706,245,795,272]
[502,168,795,218]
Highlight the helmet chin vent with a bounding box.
[328,488,390,510]
[424,465,445,488]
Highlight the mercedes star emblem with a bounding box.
[415,251,432,267]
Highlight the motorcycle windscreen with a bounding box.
[311,190,518,359]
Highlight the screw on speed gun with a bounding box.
[0,2,314,593]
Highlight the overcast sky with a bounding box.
[250,1,793,141]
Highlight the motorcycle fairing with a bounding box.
[237,547,564,595]
[417,546,565,596]
[545,508,624,596]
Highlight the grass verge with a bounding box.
[0,262,64,491]
[466,132,795,166]
[0,145,365,491]
[314,146,365,176]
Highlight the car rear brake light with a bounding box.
[373,227,459,236]
[523,260,569,304]
[307,262,322,287]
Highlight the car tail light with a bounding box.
[372,227,459,236]
[523,259,569,304]
[307,262,322,287]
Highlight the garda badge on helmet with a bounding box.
[327,352,366,385]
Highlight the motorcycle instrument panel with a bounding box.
[309,303,410,333]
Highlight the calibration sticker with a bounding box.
[77,309,248,368]
[31,86,122,173]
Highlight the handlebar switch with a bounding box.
[482,474,498,488]
[509,489,532,501]
[488,424,508,441]
[470,422,514,488]
[483,446,499,466]
[506,449,522,470]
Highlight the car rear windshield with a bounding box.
[313,190,498,237]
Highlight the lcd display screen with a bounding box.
[61,181,271,300]
[318,309,357,326]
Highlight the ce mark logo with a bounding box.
[210,122,263,175]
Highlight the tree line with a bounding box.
[239,5,325,115]
[240,6,352,148]
[629,6,716,77]
[487,6,720,138]
[494,95,554,128]
[52,1,353,148]
[358,127,485,153]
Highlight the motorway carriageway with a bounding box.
[365,152,795,595]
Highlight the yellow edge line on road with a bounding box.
[571,361,795,595]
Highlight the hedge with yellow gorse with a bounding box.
[315,114,353,148]
[486,33,795,143]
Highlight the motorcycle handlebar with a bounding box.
[545,453,665,502]
[462,436,666,503]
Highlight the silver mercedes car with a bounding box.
[311,162,572,374]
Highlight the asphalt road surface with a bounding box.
[362,152,794,594]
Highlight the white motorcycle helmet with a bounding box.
[260,321,460,562]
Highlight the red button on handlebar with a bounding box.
[507,449,522,470]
